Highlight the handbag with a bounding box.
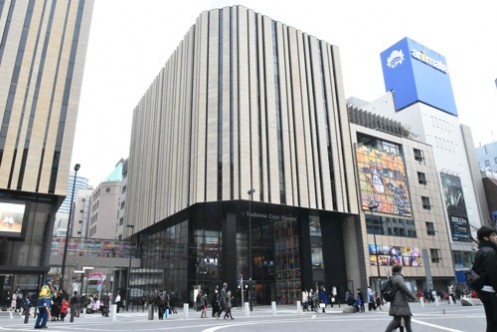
[464,269,482,290]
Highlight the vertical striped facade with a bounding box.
[0,0,93,196]
[126,6,359,231]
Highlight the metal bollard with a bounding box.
[419,297,424,307]
[245,302,250,316]
[296,300,301,313]
[183,303,189,319]
[111,304,117,321]
[148,305,154,320]
[23,308,29,324]
[271,301,277,316]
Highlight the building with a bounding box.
[348,106,455,292]
[88,160,123,239]
[53,172,90,236]
[0,1,94,293]
[476,141,497,172]
[124,5,360,304]
[116,159,128,240]
[349,37,486,281]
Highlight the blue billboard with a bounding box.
[381,37,457,116]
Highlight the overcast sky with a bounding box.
[73,0,497,185]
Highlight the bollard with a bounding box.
[271,301,276,316]
[148,305,154,320]
[183,303,189,319]
[165,307,169,319]
[435,296,439,307]
[245,302,250,316]
[419,297,424,307]
[296,300,301,313]
[70,305,74,322]
[111,304,117,321]
[24,308,29,324]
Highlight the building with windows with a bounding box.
[348,107,455,292]
[0,1,94,292]
[124,5,361,304]
[348,37,487,281]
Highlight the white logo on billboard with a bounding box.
[386,49,405,68]
[410,49,448,73]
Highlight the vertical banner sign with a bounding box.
[440,173,470,241]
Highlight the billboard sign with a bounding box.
[0,201,28,239]
[381,37,457,116]
[440,173,470,242]
[356,145,412,217]
[369,244,423,267]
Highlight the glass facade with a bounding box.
[128,201,349,305]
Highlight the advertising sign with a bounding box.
[356,145,412,216]
[440,173,470,242]
[381,37,457,116]
[0,201,27,239]
[368,244,422,267]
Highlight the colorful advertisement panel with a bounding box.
[0,201,27,239]
[440,173,470,242]
[356,145,412,216]
[51,237,132,257]
[369,244,422,267]
[381,37,457,116]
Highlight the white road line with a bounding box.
[412,318,465,332]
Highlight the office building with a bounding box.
[124,5,360,304]
[0,0,94,292]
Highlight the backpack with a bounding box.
[381,278,397,302]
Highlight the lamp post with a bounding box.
[126,224,134,311]
[60,163,80,291]
[368,201,382,304]
[247,189,255,311]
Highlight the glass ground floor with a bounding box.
[116,201,357,306]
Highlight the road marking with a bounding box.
[412,318,465,332]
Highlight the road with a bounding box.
[0,301,486,332]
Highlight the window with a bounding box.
[430,248,441,263]
[417,172,427,185]
[122,185,127,193]
[486,160,491,167]
[426,222,435,236]
[422,196,431,209]
[414,148,424,162]
[121,201,125,209]
[119,217,124,226]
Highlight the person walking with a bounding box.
[384,265,416,332]
[156,289,166,320]
[223,290,234,319]
[34,279,53,329]
[319,286,330,313]
[70,291,81,317]
[473,226,497,332]
[219,283,228,318]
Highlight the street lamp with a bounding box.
[60,163,80,291]
[247,189,255,311]
[367,200,382,304]
[126,224,135,311]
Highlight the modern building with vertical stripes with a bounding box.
[0,0,94,292]
[124,5,362,304]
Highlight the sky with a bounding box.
[72,0,497,185]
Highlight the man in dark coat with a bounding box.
[473,226,497,332]
[384,265,416,332]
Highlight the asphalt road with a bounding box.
[0,301,487,332]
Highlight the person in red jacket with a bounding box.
[59,299,69,322]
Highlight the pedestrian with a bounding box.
[156,289,166,320]
[384,265,416,332]
[200,293,208,318]
[70,291,81,317]
[219,283,228,318]
[34,278,52,329]
[367,286,376,311]
[211,291,220,318]
[319,286,330,313]
[59,298,69,321]
[196,291,202,312]
[473,226,497,332]
[301,289,309,311]
[356,288,365,313]
[115,293,122,313]
[223,290,234,319]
